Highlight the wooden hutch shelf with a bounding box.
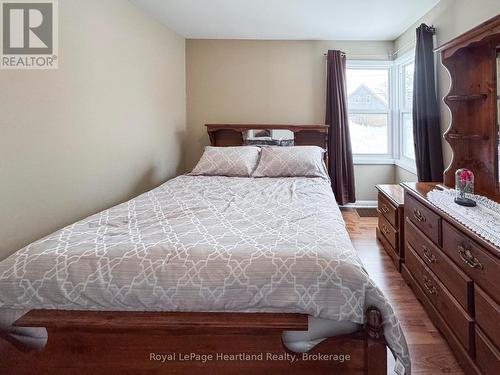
[438,14,500,199]
[445,94,488,101]
[445,134,490,141]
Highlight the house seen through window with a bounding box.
[346,58,416,171]
[347,68,390,155]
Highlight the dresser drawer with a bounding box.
[405,218,472,313]
[378,213,397,251]
[475,285,500,349]
[378,192,398,228]
[442,222,500,303]
[405,194,441,246]
[476,327,500,375]
[406,246,474,353]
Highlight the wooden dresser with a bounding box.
[375,184,405,271]
[401,182,500,375]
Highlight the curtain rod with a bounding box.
[322,52,392,58]
[323,25,436,59]
[322,52,346,56]
[391,40,414,58]
[391,25,436,57]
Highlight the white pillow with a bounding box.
[190,146,260,177]
[251,146,328,178]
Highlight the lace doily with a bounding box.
[427,189,500,248]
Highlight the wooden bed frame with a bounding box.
[0,124,389,375]
[1,308,386,374]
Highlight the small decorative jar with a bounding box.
[454,168,476,207]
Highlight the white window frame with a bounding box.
[347,60,394,164]
[346,57,417,174]
[394,50,417,174]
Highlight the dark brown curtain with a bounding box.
[325,50,356,204]
[413,24,444,182]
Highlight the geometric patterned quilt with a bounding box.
[0,175,410,373]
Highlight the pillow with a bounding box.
[189,146,260,177]
[251,146,328,178]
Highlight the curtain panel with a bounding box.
[325,50,356,205]
[413,24,444,182]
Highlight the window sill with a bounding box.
[395,159,417,174]
[353,157,417,174]
[353,157,395,165]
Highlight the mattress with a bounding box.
[0,175,410,373]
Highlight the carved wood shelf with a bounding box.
[446,134,490,141]
[438,14,500,200]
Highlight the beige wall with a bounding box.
[0,0,186,260]
[354,165,395,201]
[394,0,500,169]
[186,39,394,201]
[395,166,418,184]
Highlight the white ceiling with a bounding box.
[130,0,440,41]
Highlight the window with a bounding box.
[347,67,390,155]
[346,57,416,173]
[400,61,415,161]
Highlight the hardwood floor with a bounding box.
[342,210,464,375]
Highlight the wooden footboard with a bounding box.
[0,307,387,375]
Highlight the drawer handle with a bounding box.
[413,208,426,223]
[381,204,390,214]
[381,223,390,235]
[458,245,484,270]
[422,276,437,295]
[422,246,436,263]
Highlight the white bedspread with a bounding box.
[0,175,410,373]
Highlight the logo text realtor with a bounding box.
[1,0,58,69]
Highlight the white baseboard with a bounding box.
[342,200,378,208]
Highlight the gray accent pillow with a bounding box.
[252,146,329,178]
[190,146,261,177]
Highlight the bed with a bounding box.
[0,124,409,374]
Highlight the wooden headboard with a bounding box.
[205,124,329,149]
